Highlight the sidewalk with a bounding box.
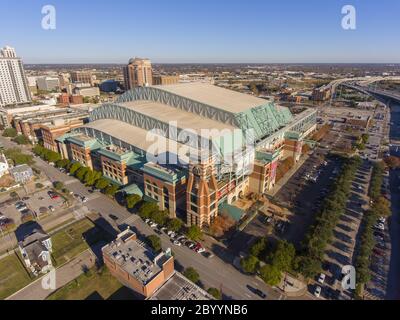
[6,249,95,300]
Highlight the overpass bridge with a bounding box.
[340,83,400,104]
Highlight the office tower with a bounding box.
[0,46,32,107]
[123,57,153,90]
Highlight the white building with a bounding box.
[73,86,100,98]
[0,46,31,107]
[0,153,9,177]
[37,76,60,92]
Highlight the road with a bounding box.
[0,136,286,300]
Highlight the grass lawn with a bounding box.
[51,219,95,266]
[47,267,126,300]
[0,254,32,299]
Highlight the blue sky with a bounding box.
[0,0,399,63]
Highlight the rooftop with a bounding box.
[102,229,172,285]
[153,82,269,114]
[149,272,213,300]
[79,119,205,159]
[119,99,235,134]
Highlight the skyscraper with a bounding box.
[0,46,31,107]
[123,57,153,90]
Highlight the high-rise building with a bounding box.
[123,57,153,90]
[0,46,31,107]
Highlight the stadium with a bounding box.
[57,82,317,228]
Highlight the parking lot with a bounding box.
[0,188,66,226]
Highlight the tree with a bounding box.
[207,288,222,300]
[69,162,82,175]
[35,182,44,189]
[84,170,101,186]
[151,210,169,226]
[104,184,119,196]
[167,218,184,232]
[126,194,142,209]
[56,159,70,168]
[146,235,162,252]
[259,264,282,286]
[95,177,109,190]
[240,255,259,274]
[384,156,400,169]
[2,128,17,138]
[270,240,296,272]
[138,202,159,219]
[12,135,30,145]
[53,181,64,190]
[186,225,203,241]
[294,256,321,279]
[183,267,200,284]
[76,167,89,181]
[249,237,267,258]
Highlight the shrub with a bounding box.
[183,267,200,284]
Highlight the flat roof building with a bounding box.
[58,82,317,228]
[102,229,212,300]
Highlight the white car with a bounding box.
[378,217,386,224]
[145,219,150,224]
[314,286,322,298]
[375,223,385,231]
[318,273,326,284]
[150,223,158,228]
[173,240,181,246]
[167,230,174,236]
[196,247,205,253]
[169,232,176,238]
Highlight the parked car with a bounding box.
[48,205,55,212]
[81,196,88,203]
[202,251,214,259]
[145,219,150,224]
[318,273,326,284]
[314,286,322,298]
[173,240,181,246]
[150,223,158,228]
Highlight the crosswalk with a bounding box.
[120,214,140,226]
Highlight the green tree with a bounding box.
[69,162,82,175]
[151,210,169,226]
[249,237,267,258]
[270,240,296,272]
[84,170,101,186]
[95,177,110,190]
[259,264,282,286]
[125,194,142,209]
[183,267,200,284]
[104,184,119,196]
[186,225,203,241]
[146,235,162,252]
[240,255,259,274]
[167,218,184,232]
[56,159,70,168]
[12,135,30,145]
[138,202,159,219]
[207,288,222,300]
[2,128,17,138]
[76,167,89,181]
[53,181,64,190]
